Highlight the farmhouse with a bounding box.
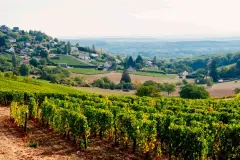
[9,38,16,43]
[0,25,9,33]
[182,71,189,78]
[71,47,79,55]
[103,61,112,71]
[145,60,153,67]
[115,59,121,64]
[25,42,31,47]
[218,79,224,83]
[49,40,57,47]
[7,47,15,53]
[79,54,90,60]
[90,53,99,58]
[20,56,30,65]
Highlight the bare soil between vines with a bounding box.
[0,106,144,160]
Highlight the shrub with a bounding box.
[179,84,209,99]
[162,83,176,95]
[182,79,188,85]
[19,64,30,76]
[234,88,240,94]
[92,77,116,89]
[136,85,161,97]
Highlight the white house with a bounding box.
[115,59,121,64]
[25,42,31,47]
[71,47,79,55]
[9,38,16,43]
[103,61,112,71]
[79,54,90,60]
[182,71,189,78]
[145,60,153,67]
[7,47,15,53]
[49,40,57,47]
[218,79,224,83]
[90,53,99,58]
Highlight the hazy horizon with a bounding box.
[1,0,240,38]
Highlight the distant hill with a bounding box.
[65,38,240,58]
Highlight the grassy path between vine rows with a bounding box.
[0,106,143,160]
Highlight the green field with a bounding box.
[141,67,164,72]
[130,71,175,78]
[116,70,176,78]
[51,55,90,66]
[0,76,81,94]
[218,63,236,70]
[0,53,21,61]
[67,68,106,75]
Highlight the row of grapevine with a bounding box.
[2,90,240,159]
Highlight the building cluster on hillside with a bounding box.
[0,25,124,71]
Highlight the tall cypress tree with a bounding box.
[92,44,96,53]
[135,55,143,65]
[209,59,218,82]
[152,56,157,65]
[12,53,18,69]
[127,56,135,68]
[67,41,71,55]
[120,70,131,83]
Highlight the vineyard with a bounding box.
[1,91,240,159]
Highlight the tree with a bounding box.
[127,56,135,68]
[12,53,18,69]
[236,60,240,69]
[76,43,80,47]
[196,68,206,76]
[120,70,131,83]
[19,64,30,76]
[234,88,240,94]
[163,83,176,95]
[54,38,59,42]
[0,37,6,52]
[39,59,47,66]
[67,41,71,55]
[40,50,48,58]
[206,78,214,87]
[35,34,43,42]
[29,58,38,67]
[0,57,12,72]
[135,55,144,65]
[136,85,160,97]
[20,35,31,42]
[92,44,96,53]
[111,62,117,70]
[64,44,68,55]
[143,80,158,87]
[152,56,157,65]
[179,84,209,99]
[135,63,143,70]
[209,59,218,82]
[182,79,188,85]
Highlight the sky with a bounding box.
[1,0,240,38]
